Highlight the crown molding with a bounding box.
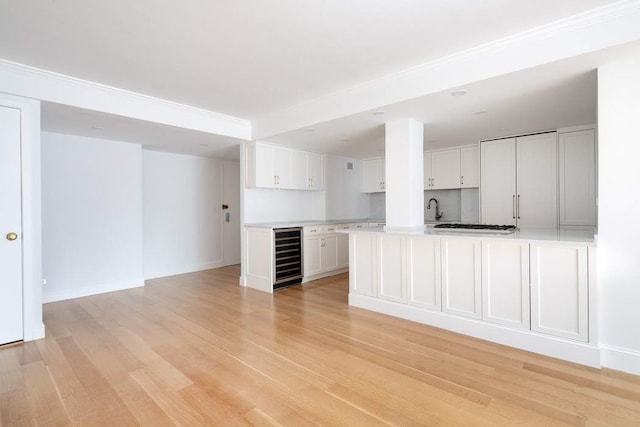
[0,58,252,140]
[253,0,640,139]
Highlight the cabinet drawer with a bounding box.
[319,225,338,234]
[303,226,321,236]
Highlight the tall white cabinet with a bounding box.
[361,158,385,193]
[558,129,596,226]
[481,132,558,228]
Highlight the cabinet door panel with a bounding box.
[559,130,596,226]
[274,147,293,188]
[441,239,482,319]
[307,153,324,190]
[255,143,276,188]
[431,149,461,190]
[378,235,406,303]
[481,138,517,225]
[423,152,432,190]
[408,237,441,311]
[321,235,338,272]
[530,243,588,342]
[361,158,384,193]
[460,146,479,188]
[482,241,530,329]
[291,150,307,190]
[303,236,321,276]
[337,234,349,268]
[350,234,377,296]
[516,133,558,228]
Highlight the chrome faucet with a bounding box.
[427,198,443,221]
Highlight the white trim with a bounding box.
[350,293,602,368]
[600,345,640,375]
[253,0,640,139]
[0,59,251,140]
[43,279,145,303]
[144,260,224,281]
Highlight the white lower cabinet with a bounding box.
[304,235,322,276]
[407,237,441,311]
[530,243,588,342]
[350,233,378,297]
[481,241,530,330]
[337,234,349,268]
[321,235,338,271]
[377,235,407,303]
[304,233,338,277]
[441,238,482,319]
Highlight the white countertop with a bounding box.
[343,226,596,245]
[244,219,377,229]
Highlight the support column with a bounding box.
[384,118,425,232]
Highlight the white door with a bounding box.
[481,138,517,225]
[482,240,530,330]
[0,105,23,345]
[516,132,558,228]
[431,149,461,190]
[222,160,241,266]
[441,238,482,319]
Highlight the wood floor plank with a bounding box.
[1,265,639,425]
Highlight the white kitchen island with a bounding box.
[344,226,599,367]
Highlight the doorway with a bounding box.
[222,160,241,266]
[0,105,24,345]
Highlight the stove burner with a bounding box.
[433,223,517,233]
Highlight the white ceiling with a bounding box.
[0,0,617,120]
[41,102,242,160]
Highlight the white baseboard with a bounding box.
[43,279,145,303]
[23,322,46,342]
[302,268,348,284]
[600,345,640,375]
[144,260,224,280]
[350,293,601,368]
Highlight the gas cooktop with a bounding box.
[433,224,517,234]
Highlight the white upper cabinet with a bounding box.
[558,129,596,226]
[481,132,557,228]
[430,149,461,190]
[361,158,385,193]
[460,145,479,188]
[423,146,478,190]
[306,152,324,190]
[247,141,324,191]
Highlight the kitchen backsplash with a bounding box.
[369,188,479,222]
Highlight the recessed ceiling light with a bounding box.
[199,144,209,147]
[303,128,314,132]
[474,110,489,115]
[91,126,104,131]
[451,89,468,97]
[341,138,349,142]
[372,111,385,116]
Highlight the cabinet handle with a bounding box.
[321,238,325,247]
[517,195,521,220]
[461,176,464,185]
[512,195,516,219]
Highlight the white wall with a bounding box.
[325,155,370,220]
[143,151,223,279]
[41,132,143,302]
[244,188,325,223]
[597,58,640,374]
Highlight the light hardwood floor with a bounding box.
[1,266,640,426]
